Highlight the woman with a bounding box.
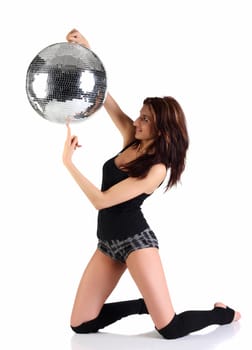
[63,29,240,339]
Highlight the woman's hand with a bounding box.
[63,123,82,166]
[66,29,90,48]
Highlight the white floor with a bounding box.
[1,313,249,350]
[70,323,245,350]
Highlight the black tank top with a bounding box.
[97,146,152,240]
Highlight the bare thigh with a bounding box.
[71,249,127,327]
[126,247,175,329]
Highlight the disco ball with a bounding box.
[26,42,107,124]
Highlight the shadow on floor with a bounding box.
[71,322,240,350]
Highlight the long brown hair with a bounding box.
[123,96,189,191]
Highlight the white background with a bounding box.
[1,1,251,349]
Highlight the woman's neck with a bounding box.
[135,140,154,154]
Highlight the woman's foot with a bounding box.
[214,302,241,321]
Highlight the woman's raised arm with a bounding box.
[66,29,136,146]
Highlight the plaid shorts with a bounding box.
[97,228,159,264]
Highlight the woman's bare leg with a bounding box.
[126,247,241,338]
[126,247,175,329]
[71,249,127,327]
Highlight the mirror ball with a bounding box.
[26,42,107,124]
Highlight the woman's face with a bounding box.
[133,104,157,141]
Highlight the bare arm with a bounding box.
[66,29,136,146]
[103,93,135,146]
[63,124,166,210]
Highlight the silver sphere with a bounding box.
[26,42,107,124]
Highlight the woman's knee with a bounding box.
[70,304,101,332]
[156,314,188,339]
[70,306,100,328]
[71,318,100,334]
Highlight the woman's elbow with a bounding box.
[93,199,107,210]
[94,203,103,210]
[92,193,113,210]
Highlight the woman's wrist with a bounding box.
[63,157,73,168]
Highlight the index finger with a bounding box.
[65,117,71,138]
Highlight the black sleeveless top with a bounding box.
[97,146,152,240]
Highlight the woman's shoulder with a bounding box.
[146,163,167,185]
[149,163,167,176]
[140,163,167,194]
